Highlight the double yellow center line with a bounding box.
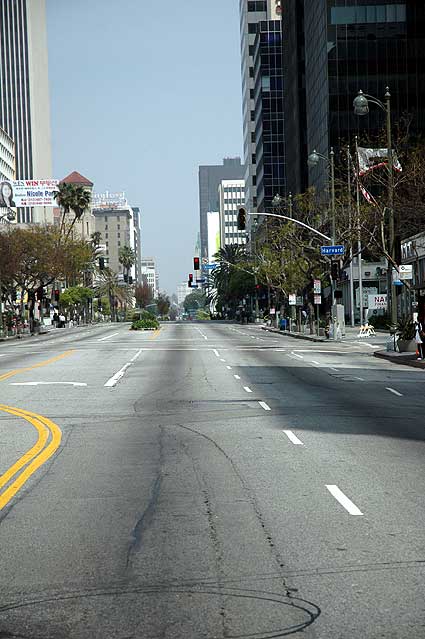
[0,405,62,510]
[0,350,74,511]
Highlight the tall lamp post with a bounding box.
[307,148,337,306]
[353,87,396,326]
[0,208,16,337]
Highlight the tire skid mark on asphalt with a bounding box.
[0,405,62,511]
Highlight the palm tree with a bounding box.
[118,246,136,281]
[54,183,92,239]
[94,268,133,322]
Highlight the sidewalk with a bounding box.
[261,323,389,344]
[0,322,111,343]
[374,350,425,370]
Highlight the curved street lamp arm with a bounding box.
[247,211,332,241]
[360,94,387,112]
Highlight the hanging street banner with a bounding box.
[368,294,387,310]
[0,179,59,208]
[399,264,413,281]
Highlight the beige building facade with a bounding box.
[93,206,135,279]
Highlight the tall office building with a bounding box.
[285,1,425,192]
[239,0,283,223]
[199,157,244,260]
[141,257,159,298]
[0,0,52,223]
[218,179,247,248]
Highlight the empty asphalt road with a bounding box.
[0,321,424,638]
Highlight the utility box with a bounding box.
[332,303,346,338]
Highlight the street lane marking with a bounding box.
[104,363,132,387]
[226,366,232,370]
[10,382,86,387]
[283,430,304,445]
[130,348,143,362]
[326,485,363,516]
[0,350,74,383]
[386,387,403,397]
[354,376,365,381]
[149,329,161,340]
[243,386,253,393]
[220,358,226,362]
[311,360,321,366]
[234,375,241,380]
[259,401,271,411]
[329,367,339,372]
[212,349,220,357]
[0,405,62,511]
[98,332,119,341]
[291,352,304,359]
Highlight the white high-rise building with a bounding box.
[141,257,159,298]
[218,179,246,248]
[0,0,52,223]
[177,282,191,306]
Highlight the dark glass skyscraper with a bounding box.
[285,1,425,192]
[253,19,286,212]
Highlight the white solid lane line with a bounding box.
[10,381,87,387]
[234,375,241,380]
[213,349,220,357]
[243,386,253,393]
[386,387,403,397]
[283,430,304,445]
[259,401,271,411]
[98,332,119,341]
[325,485,364,516]
[104,363,132,387]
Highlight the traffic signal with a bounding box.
[188,273,193,288]
[237,207,246,231]
[194,257,200,270]
[331,261,340,281]
[53,289,60,302]
[99,257,105,270]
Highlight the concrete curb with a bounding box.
[261,326,327,343]
[0,323,111,343]
[374,350,425,369]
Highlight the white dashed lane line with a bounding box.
[234,375,241,380]
[220,358,226,362]
[226,366,232,370]
[258,401,271,411]
[213,349,220,357]
[283,430,304,446]
[386,387,403,397]
[243,386,253,393]
[326,485,364,516]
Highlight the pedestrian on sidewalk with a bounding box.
[414,316,425,360]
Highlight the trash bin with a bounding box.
[279,318,287,331]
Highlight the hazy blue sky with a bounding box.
[46,0,243,294]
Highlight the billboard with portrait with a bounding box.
[0,179,59,208]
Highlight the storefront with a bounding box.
[400,232,425,319]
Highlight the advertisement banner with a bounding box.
[368,294,387,310]
[0,179,59,208]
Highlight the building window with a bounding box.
[248,23,258,34]
[330,4,406,24]
[118,233,120,238]
[104,216,107,222]
[248,1,267,11]
[105,233,108,239]
[249,66,254,78]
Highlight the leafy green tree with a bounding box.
[183,291,206,313]
[155,293,170,317]
[135,278,153,308]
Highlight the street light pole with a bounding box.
[353,86,396,326]
[347,147,355,327]
[385,88,397,326]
